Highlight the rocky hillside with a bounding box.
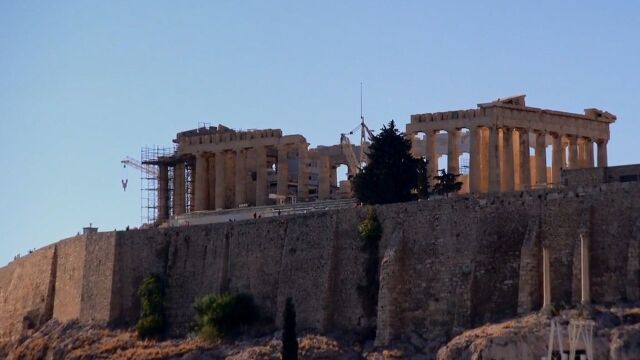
[437,305,640,360]
[4,305,640,359]
[0,320,389,360]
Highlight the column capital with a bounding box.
[548,131,561,138]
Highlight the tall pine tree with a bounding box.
[352,120,422,204]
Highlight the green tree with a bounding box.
[136,275,166,339]
[432,169,463,197]
[193,293,259,341]
[352,120,422,204]
[281,297,298,360]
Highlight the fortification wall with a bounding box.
[52,235,86,321]
[78,232,117,324]
[110,229,170,327]
[0,245,56,342]
[1,182,639,348]
[374,183,640,346]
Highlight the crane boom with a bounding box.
[121,156,158,177]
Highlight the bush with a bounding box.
[193,293,259,341]
[136,275,165,339]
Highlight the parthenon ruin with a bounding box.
[149,94,616,222]
[151,125,360,221]
[406,95,615,192]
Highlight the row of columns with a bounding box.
[156,143,311,221]
[420,127,608,193]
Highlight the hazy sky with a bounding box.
[1,1,638,265]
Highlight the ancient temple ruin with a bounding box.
[406,95,615,192]
[146,94,617,223]
[149,125,359,222]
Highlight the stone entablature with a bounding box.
[406,95,616,193]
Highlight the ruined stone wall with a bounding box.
[110,229,171,327]
[157,208,366,335]
[0,245,56,342]
[52,235,86,321]
[78,232,118,324]
[1,182,639,348]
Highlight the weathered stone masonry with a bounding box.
[1,182,640,349]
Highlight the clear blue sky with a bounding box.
[1,1,638,265]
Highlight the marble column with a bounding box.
[597,140,608,167]
[277,145,289,198]
[318,156,331,200]
[194,154,209,211]
[519,128,531,190]
[408,132,419,158]
[215,151,226,209]
[585,138,594,168]
[568,135,579,169]
[425,130,438,179]
[551,133,563,185]
[157,163,169,221]
[469,126,481,193]
[174,162,185,215]
[235,149,246,207]
[480,128,489,192]
[502,127,515,192]
[578,138,587,168]
[207,156,216,210]
[488,126,501,192]
[535,131,547,186]
[255,146,268,206]
[297,143,309,200]
[447,129,460,175]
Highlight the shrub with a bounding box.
[136,275,165,339]
[281,297,298,360]
[193,293,259,341]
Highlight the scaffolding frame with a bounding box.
[140,146,175,225]
[185,160,194,213]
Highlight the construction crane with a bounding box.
[340,83,375,175]
[120,156,157,191]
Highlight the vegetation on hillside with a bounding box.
[136,275,166,339]
[193,293,259,341]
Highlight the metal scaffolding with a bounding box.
[140,146,174,225]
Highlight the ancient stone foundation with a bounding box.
[1,182,640,350]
